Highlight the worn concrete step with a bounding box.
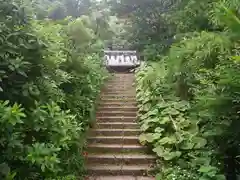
[101,98,136,104]
[100,97,136,101]
[104,81,134,83]
[99,102,137,106]
[97,116,136,123]
[86,176,155,180]
[109,74,134,77]
[102,89,135,93]
[99,103,137,107]
[103,88,134,91]
[86,154,155,165]
[98,106,137,111]
[105,82,134,84]
[90,129,141,136]
[105,84,134,86]
[103,87,134,91]
[103,84,134,87]
[107,78,135,82]
[108,77,135,80]
[106,80,134,83]
[101,93,136,97]
[101,95,136,98]
[87,164,153,176]
[87,144,147,153]
[97,111,137,117]
[114,73,135,76]
[107,78,134,81]
[88,136,140,145]
[102,88,135,92]
[112,76,135,79]
[95,122,138,129]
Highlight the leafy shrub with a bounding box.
[0,0,108,179]
[136,64,225,180]
[135,1,240,180]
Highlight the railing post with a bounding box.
[104,50,140,67]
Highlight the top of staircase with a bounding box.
[104,50,140,68]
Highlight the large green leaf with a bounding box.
[192,137,207,149]
[139,133,161,145]
[163,151,182,161]
[140,123,150,131]
[157,102,169,109]
[180,140,195,150]
[0,163,10,176]
[158,136,178,145]
[153,146,165,157]
[215,175,226,180]
[147,108,159,116]
[173,101,190,112]
[153,146,182,160]
[155,127,164,133]
[159,116,171,124]
[198,165,217,174]
[161,107,180,116]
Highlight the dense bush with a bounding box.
[135,0,240,180]
[0,0,107,179]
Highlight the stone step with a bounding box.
[86,164,153,176]
[86,154,155,165]
[102,89,135,92]
[105,84,134,88]
[114,73,135,76]
[102,88,135,92]
[87,144,147,153]
[105,81,134,84]
[97,116,136,123]
[101,95,136,98]
[100,99,136,103]
[98,106,137,111]
[100,96,136,100]
[86,176,155,180]
[104,86,134,89]
[99,102,137,106]
[110,76,135,79]
[110,76,134,79]
[100,97,136,101]
[88,136,140,145]
[99,103,137,107]
[95,122,138,129]
[106,80,134,83]
[107,78,135,82]
[97,111,137,117]
[105,86,133,88]
[90,129,141,136]
[103,87,134,91]
[110,75,134,77]
[103,84,134,87]
[101,93,136,96]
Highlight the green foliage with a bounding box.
[134,0,240,179]
[136,63,224,180]
[109,0,177,52]
[17,0,92,20]
[0,0,108,179]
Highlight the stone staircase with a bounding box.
[85,73,155,180]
